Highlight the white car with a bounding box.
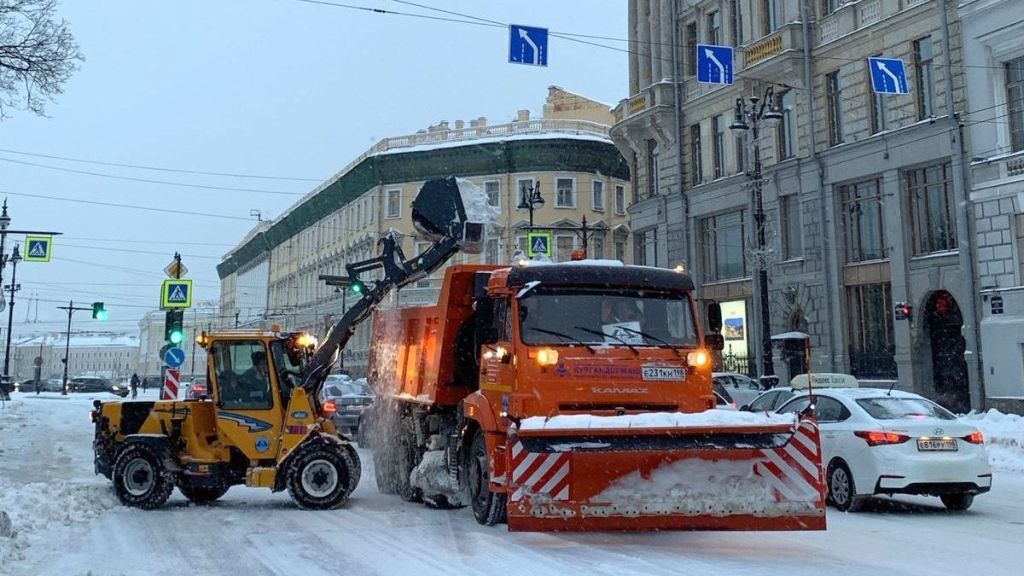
[775,386,992,512]
[712,372,764,408]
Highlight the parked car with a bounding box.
[68,377,122,396]
[320,377,374,433]
[186,376,208,399]
[714,391,735,409]
[712,372,764,408]
[774,385,992,512]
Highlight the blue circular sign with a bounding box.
[164,346,186,368]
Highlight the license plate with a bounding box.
[917,438,957,451]
[642,366,685,381]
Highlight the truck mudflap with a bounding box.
[504,415,826,532]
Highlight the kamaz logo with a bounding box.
[592,387,648,394]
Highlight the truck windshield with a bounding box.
[519,288,697,348]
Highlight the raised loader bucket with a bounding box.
[505,413,826,532]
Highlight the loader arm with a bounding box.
[297,176,484,397]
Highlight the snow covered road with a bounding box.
[1,392,1021,576]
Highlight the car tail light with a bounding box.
[963,431,984,444]
[854,430,911,446]
[322,399,337,416]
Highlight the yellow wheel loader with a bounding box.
[91,177,485,510]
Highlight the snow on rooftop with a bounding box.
[373,131,612,156]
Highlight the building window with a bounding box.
[647,139,660,197]
[690,123,703,185]
[731,0,744,46]
[591,236,604,259]
[712,115,725,179]
[615,185,626,215]
[781,195,802,260]
[870,55,890,135]
[484,180,500,209]
[777,89,795,160]
[761,0,777,36]
[846,283,896,379]
[485,238,500,263]
[907,163,957,254]
[700,211,747,282]
[615,238,626,261]
[735,134,746,174]
[592,180,604,211]
[385,189,401,219]
[636,228,657,266]
[821,0,840,16]
[841,179,886,262]
[685,22,698,76]
[555,178,575,208]
[1007,56,1024,152]
[914,36,935,120]
[826,71,843,145]
[707,10,721,45]
[556,235,575,262]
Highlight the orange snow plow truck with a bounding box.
[366,261,826,532]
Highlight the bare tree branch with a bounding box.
[0,0,83,119]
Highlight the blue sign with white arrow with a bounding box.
[868,57,909,94]
[164,346,186,369]
[509,24,548,67]
[697,44,734,85]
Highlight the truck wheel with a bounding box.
[287,443,356,510]
[396,420,423,503]
[373,441,398,495]
[466,431,506,525]
[112,443,174,510]
[178,481,229,504]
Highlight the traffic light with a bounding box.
[165,310,184,345]
[350,279,365,294]
[91,302,107,320]
[894,302,912,321]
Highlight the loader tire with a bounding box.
[341,442,362,499]
[286,443,356,510]
[112,443,174,510]
[178,481,229,505]
[467,431,506,526]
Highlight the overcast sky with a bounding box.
[0,0,626,335]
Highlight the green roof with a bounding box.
[217,137,629,279]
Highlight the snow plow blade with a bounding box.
[505,414,826,532]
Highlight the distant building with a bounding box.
[218,87,633,377]
[137,306,219,379]
[11,333,138,382]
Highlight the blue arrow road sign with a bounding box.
[509,24,548,67]
[697,44,733,85]
[164,346,186,368]
[868,57,909,94]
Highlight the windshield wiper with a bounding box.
[526,327,597,354]
[614,326,683,358]
[574,326,639,356]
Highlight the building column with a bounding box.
[638,0,652,88]
[650,0,662,82]
[660,0,674,81]
[629,0,639,95]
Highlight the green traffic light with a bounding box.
[351,281,364,294]
[96,309,108,321]
[169,329,184,345]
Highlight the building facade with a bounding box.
[218,87,633,377]
[11,333,139,383]
[960,0,1024,413]
[137,306,219,380]
[614,0,983,411]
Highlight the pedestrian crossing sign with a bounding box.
[161,279,193,309]
[527,231,552,258]
[24,235,52,262]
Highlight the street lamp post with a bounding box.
[2,244,22,384]
[517,180,544,231]
[730,87,783,388]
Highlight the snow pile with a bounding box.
[591,458,815,518]
[519,410,797,431]
[0,481,119,564]
[455,177,499,229]
[962,409,1024,472]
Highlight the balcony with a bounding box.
[719,23,804,89]
[817,0,906,47]
[611,81,675,124]
[971,149,1024,200]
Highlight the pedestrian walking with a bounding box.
[130,372,140,399]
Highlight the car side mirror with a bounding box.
[705,333,725,351]
[706,301,722,332]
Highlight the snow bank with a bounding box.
[519,410,797,431]
[962,409,1024,472]
[0,481,119,564]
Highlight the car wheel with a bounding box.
[465,430,506,526]
[112,443,175,510]
[827,461,865,512]
[940,493,974,511]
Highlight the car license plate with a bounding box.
[917,438,957,451]
[642,366,685,381]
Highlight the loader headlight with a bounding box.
[294,333,317,349]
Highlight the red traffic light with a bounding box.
[894,302,912,320]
